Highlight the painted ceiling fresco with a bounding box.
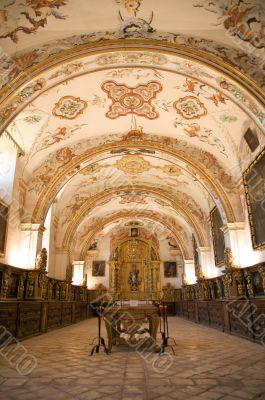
[0,0,264,262]
[9,67,253,175]
[0,0,264,91]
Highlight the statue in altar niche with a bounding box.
[128,264,142,291]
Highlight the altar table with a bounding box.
[103,305,160,351]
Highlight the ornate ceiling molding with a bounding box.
[0,39,264,104]
[78,210,191,260]
[61,185,207,249]
[30,140,236,225]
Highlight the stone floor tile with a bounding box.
[196,391,224,400]
[220,397,245,400]
[122,396,146,400]
[0,317,265,400]
[78,390,107,400]
[123,385,146,394]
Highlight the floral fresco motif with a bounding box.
[102,80,162,119]
[194,0,265,50]
[162,165,182,176]
[105,68,163,80]
[174,191,205,222]
[119,193,147,204]
[48,62,84,80]
[31,124,87,155]
[114,0,143,14]
[0,78,46,126]
[53,96,87,120]
[173,96,207,120]
[0,0,69,43]
[23,114,42,124]
[28,146,75,193]
[97,52,167,66]
[217,78,264,125]
[61,194,88,226]
[180,123,227,157]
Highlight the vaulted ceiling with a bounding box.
[0,0,264,262]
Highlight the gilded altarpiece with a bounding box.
[109,238,160,300]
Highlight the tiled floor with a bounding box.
[0,317,265,400]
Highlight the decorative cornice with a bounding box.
[20,223,45,233]
[196,246,211,253]
[221,222,245,234]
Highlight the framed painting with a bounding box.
[192,234,200,275]
[243,148,265,249]
[210,207,225,267]
[244,128,259,152]
[92,261,105,277]
[164,261,177,278]
[131,228,139,237]
[0,200,8,256]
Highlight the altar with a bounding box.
[109,237,161,301]
[104,304,160,352]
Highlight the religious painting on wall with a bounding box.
[252,271,264,296]
[164,261,177,278]
[0,200,8,256]
[92,261,105,277]
[244,128,259,153]
[210,207,225,267]
[243,148,265,249]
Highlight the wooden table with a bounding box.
[103,305,160,352]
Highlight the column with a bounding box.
[221,223,245,267]
[196,247,213,278]
[52,248,70,280]
[20,223,45,269]
[72,260,85,285]
[183,259,196,284]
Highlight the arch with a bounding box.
[62,185,206,249]
[31,140,237,225]
[78,210,191,260]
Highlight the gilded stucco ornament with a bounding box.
[115,155,151,175]
[224,247,237,269]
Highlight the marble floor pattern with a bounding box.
[0,317,265,400]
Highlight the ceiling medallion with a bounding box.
[101,80,162,119]
[173,96,207,120]
[52,96,87,119]
[116,155,151,175]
